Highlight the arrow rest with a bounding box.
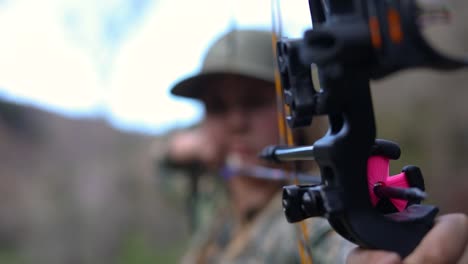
[262,0,468,257]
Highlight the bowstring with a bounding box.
[271,1,313,263]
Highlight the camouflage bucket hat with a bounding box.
[170,29,275,99]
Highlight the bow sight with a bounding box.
[261,0,467,257]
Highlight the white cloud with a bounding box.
[0,0,101,111]
[106,0,235,132]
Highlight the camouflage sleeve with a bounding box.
[307,218,355,264]
[255,217,355,264]
[237,193,355,264]
[180,190,355,264]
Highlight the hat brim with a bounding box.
[170,72,273,100]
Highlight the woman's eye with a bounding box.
[205,102,226,114]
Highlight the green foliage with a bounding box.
[117,232,184,264]
[0,249,24,264]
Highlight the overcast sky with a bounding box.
[0,0,312,135]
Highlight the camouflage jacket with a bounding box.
[181,191,355,264]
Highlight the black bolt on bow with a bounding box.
[261,0,468,258]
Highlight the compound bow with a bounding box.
[262,0,467,257]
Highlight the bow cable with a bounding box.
[271,1,313,263]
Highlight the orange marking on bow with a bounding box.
[388,8,404,44]
[369,16,382,49]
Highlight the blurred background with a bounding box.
[0,0,467,263]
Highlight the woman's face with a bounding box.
[200,75,279,167]
[199,75,282,220]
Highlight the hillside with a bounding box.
[0,100,188,264]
